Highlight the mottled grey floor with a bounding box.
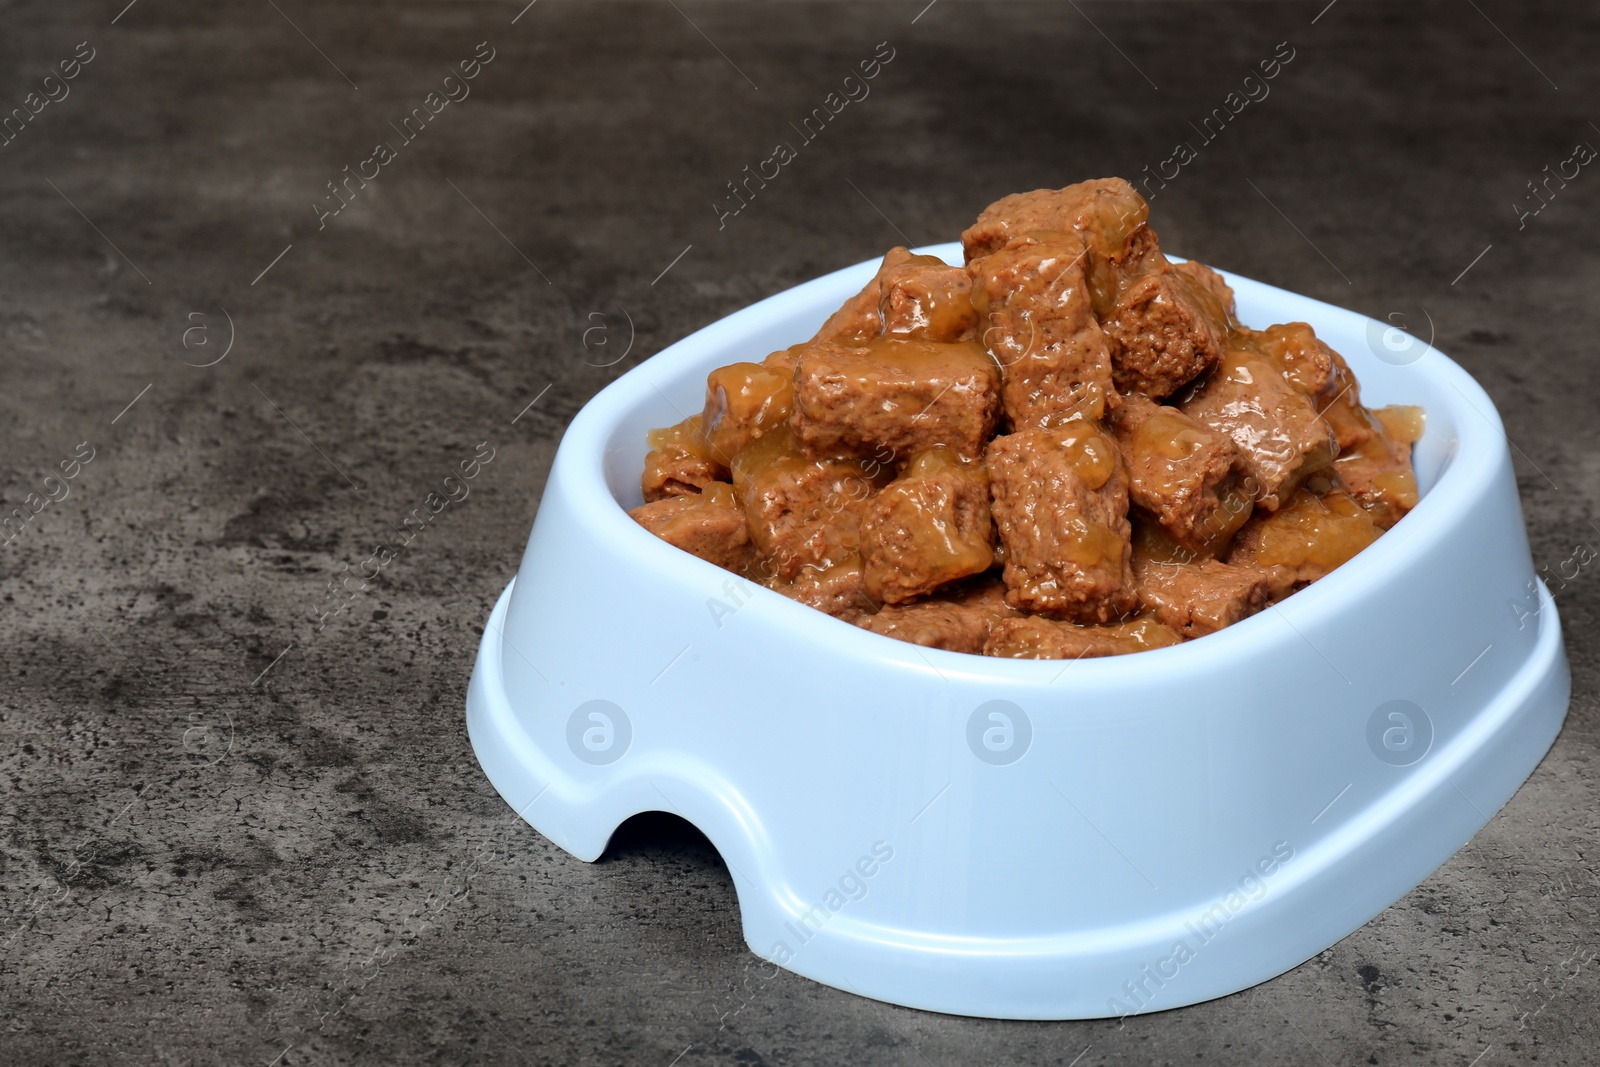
[2,1,1597,1064]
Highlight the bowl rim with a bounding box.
[553,242,1504,679]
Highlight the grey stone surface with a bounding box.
[1,1,1596,1064]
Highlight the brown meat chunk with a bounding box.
[791,337,1001,462]
[962,178,1151,314]
[732,429,888,583]
[1109,393,1253,553]
[702,361,793,462]
[1250,322,1338,401]
[984,615,1183,659]
[811,246,920,345]
[859,449,993,604]
[1227,485,1381,597]
[1102,235,1231,398]
[1131,557,1273,638]
[1171,260,1237,320]
[762,344,804,378]
[1253,324,1383,466]
[629,483,750,571]
[852,597,993,654]
[880,260,978,342]
[779,560,877,617]
[1335,405,1423,528]
[1248,324,1423,528]
[985,424,1137,622]
[641,449,720,502]
[968,232,1116,428]
[847,573,1017,653]
[1179,346,1337,511]
[642,415,727,501]
[964,182,1225,397]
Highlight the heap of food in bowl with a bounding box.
[629,178,1424,658]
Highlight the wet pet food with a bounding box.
[631,178,1423,658]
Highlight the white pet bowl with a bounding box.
[467,243,1569,1019]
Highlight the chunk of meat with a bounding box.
[702,361,793,462]
[790,337,1001,462]
[859,448,993,604]
[962,178,1150,314]
[985,424,1137,622]
[851,596,994,654]
[960,178,1229,399]
[846,573,1017,653]
[731,428,889,583]
[880,259,978,342]
[811,246,920,345]
[1252,324,1394,458]
[642,414,726,501]
[762,344,805,378]
[1250,322,1338,401]
[1335,405,1424,528]
[1109,393,1253,553]
[1101,233,1231,398]
[1227,485,1381,598]
[1131,556,1273,637]
[1171,260,1237,320]
[629,482,750,571]
[968,232,1116,427]
[779,559,877,617]
[641,448,721,502]
[1179,346,1337,511]
[1249,324,1423,527]
[984,615,1183,659]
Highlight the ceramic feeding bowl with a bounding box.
[466,243,1569,1019]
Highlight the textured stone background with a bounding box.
[1,1,1596,1064]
